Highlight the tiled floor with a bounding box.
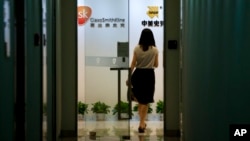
[60,136,180,141]
[78,120,164,137]
[44,118,180,141]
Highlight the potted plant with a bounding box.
[112,101,133,119]
[91,101,111,121]
[156,100,164,121]
[78,101,88,120]
[133,104,153,120]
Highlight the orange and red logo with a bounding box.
[78,6,92,25]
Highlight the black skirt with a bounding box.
[131,68,155,104]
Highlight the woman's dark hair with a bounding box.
[138,28,156,51]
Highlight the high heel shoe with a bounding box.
[138,127,145,133]
[138,123,147,133]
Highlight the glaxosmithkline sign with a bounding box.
[78,6,125,28]
[78,6,92,25]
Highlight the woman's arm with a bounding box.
[126,52,137,86]
[130,52,137,73]
[154,53,159,68]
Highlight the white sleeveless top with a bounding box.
[134,45,158,69]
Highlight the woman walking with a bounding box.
[129,28,159,133]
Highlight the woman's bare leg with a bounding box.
[138,103,148,128]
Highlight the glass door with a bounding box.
[77,0,131,140]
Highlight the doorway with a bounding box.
[77,0,164,140]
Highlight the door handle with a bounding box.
[34,33,41,46]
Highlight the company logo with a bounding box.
[147,6,159,19]
[142,6,163,27]
[78,6,92,25]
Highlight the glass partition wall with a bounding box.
[78,0,164,140]
[78,1,130,140]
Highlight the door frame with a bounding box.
[0,0,15,140]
